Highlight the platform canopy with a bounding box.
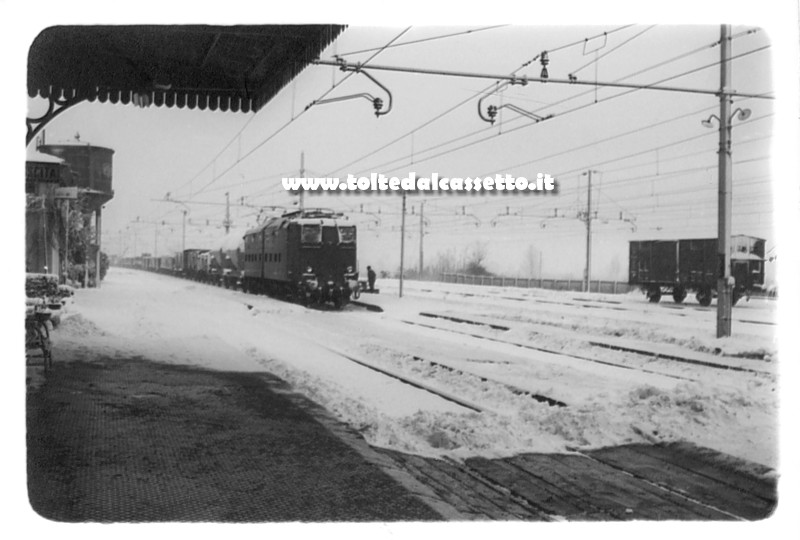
[28,24,346,115]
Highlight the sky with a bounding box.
[10,1,797,288]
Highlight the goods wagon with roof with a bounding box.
[629,235,766,305]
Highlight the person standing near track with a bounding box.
[367,265,376,292]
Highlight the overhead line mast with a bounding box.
[717,25,734,338]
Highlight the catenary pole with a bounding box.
[299,151,305,212]
[419,200,424,277]
[400,192,406,298]
[717,25,733,338]
[583,170,593,293]
[182,210,187,255]
[224,192,231,234]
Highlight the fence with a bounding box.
[440,273,637,294]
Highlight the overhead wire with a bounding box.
[351,43,773,184]
[320,25,639,179]
[237,27,647,216]
[209,27,753,222]
[185,26,413,201]
[145,27,773,252]
[328,34,771,194]
[333,25,510,57]
[568,25,655,77]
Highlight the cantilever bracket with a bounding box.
[307,65,393,117]
[477,79,551,125]
[27,90,87,146]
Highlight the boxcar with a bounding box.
[182,248,209,281]
[158,254,176,274]
[629,235,766,305]
[209,229,246,289]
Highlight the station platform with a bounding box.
[25,316,449,523]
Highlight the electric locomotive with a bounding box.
[242,209,358,308]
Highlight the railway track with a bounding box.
[323,346,491,413]
[322,345,568,413]
[406,311,773,377]
[411,285,777,328]
[314,340,777,521]
[149,271,778,521]
[401,317,701,383]
[371,441,777,521]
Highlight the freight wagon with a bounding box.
[209,229,246,289]
[158,254,177,274]
[182,248,210,282]
[629,235,765,306]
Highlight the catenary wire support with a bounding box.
[312,59,774,101]
[476,78,554,125]
[306,59,393,117]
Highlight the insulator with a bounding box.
[540,51,550,80]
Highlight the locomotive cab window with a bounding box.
[301,224,322,244]
[339,226,356,244]
[322,226,339,244]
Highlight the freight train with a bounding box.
[117,209,359,308]
[629,235,766,306]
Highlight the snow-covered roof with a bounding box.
[244,217,280,237]
[291,217,347,227]
[244,210,351,237]
[26,150,64,164]
[731,252,764,261]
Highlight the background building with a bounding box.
[26,133,115,285]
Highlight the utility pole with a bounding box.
[400,192,406,298]
[539,252,543,281]
[582,170,595,293]
[182,210,187,255]
[717,24,733,338]
[154,221,158,258]
[419,200,424,277]
[299,151,305,212]
[224,192,231,234]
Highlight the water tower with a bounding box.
[37,134,115,286]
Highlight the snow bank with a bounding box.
[65,268,779,467]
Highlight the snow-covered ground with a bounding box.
[62,267,780,468]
